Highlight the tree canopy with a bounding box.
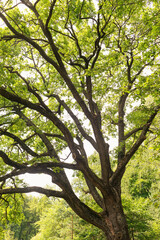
[0,0,159,239]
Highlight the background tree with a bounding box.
[0,0,159,239]
[0,191,24,240]
[31,196,106,240]
[14,196,40,240]
[121,145,160,239]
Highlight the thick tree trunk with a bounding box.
[101,193,130,240]
[102,212,130,240]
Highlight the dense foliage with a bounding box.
[0,0,159,239]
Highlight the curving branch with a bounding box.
[0,150,26,169]
[132,56,156,83]
[0,129,38,157]
[44,133,66,142]
[124,127,143,140]
[0,186,65,198]
[83,175,104,209]
[0,161,79,183]
[14,107,60,159]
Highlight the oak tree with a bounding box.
[0,0,159,239]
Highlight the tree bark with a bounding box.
[102,207,130,239]
[101,193,130,240]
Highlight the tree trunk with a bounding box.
[101,192,130,240]
[102,213,130,240]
